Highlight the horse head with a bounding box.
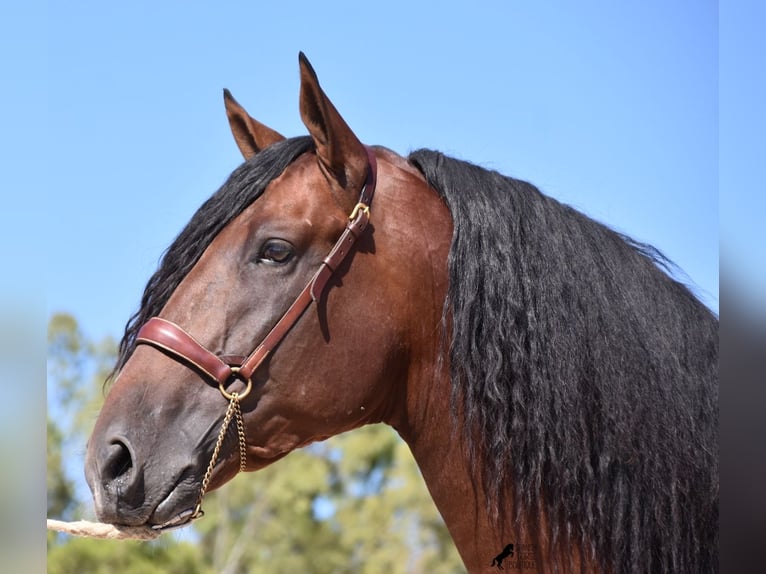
[84,53,452,530]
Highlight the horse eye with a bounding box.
[258,240,294,265]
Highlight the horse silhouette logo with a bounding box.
[491,543,514,569]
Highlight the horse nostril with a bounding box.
[104,439,134,482]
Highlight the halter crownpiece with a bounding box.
[133,145,377,530]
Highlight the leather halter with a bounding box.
[135,146,377,395]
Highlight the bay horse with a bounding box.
[85,54,718,573]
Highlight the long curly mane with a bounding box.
[409,149,718,573]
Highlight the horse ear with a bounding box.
[298,53,368,199]
[223,89,285,160]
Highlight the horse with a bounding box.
[85,53,718,573]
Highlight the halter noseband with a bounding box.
[132,146,377,530]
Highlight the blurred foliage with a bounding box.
[46,537,215,574]
[47,313,463,572]
[47,418,75,520]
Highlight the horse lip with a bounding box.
[149,489,198,529]
[147,468,200,528]
[151,508,197,531]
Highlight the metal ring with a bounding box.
[218,366,253,401]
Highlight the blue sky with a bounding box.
[11,1,733,345]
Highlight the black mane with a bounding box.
[113,137,313,374]
[409,149,718,573]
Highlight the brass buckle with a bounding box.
[348,202,369,221]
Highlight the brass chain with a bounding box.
[233,398,248,472]
[190,392,248,520]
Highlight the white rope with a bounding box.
[46,519,160,541]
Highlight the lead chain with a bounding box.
[233,398,248,472]
[191,392,248,520]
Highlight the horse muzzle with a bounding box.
[85,434,199,526]
[84,408,211,528]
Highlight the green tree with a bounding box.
[194,425,463,573]
[47,537,215,574]
[196,449,347,573]
[326,427,463,573]
[47,418,75,520]
[47,312,116,439]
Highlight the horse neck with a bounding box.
[398,379,513,571]
[370,152,510,570]
[375,151,600,573]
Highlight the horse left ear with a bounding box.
[223,89,285,160]
[298,53,368,202]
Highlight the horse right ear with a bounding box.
[223,89,285,160]
[298,52,368,204]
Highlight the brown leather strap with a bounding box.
[238,147,376,379]
[237,280,314,380]
[357,145,377,208]
[136,317,234,384]
[135,146,377,388]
